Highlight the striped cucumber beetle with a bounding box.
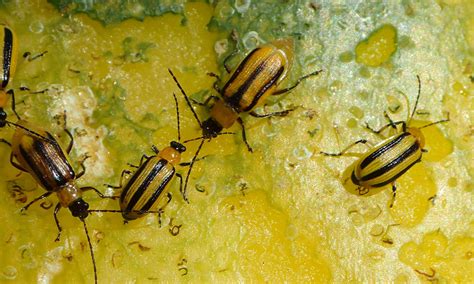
[0,111,113,284]
[0,24,19,125]
[320,76,449,207]
[0,24,47,126]
[170,39,322,153]
[89,93,195,218]
[169,41,322,200]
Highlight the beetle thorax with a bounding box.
[56,182,82,208]
[158,146,181,165]
[0,90,8,105]
[407,127,425,148]
[210,100,238,129]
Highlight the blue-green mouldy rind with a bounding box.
[47,0,188,25]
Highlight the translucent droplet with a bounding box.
[292,145,312,160]
[261,123,277,137]
[328,80,343,95]
[339,51,353,63]
[349,106,364,119]
[242,31,264,50]
[369,224,384,236]
[29,21,44,34]
[2,266,17,280]
[234,0,251,14]
[346,118,358,128]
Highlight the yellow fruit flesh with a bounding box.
[355,24,397,67]
[0,1,472,283]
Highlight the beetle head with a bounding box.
[69,198,90,220]
[170,141,186,153]
[202,118,223,139]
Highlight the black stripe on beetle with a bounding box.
[370,155,421,188]
[225,54,269,109]
[2,27,14,88]
[360,133,410,169]
[221,47,261,97]
[124,159,167,212]
[140,166,175,212]
[360,142,420,183]
[18,137,73,189]
[18,143,53,189]
[243,66,285,112]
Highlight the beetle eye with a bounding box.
[0,111,7,126]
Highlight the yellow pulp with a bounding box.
[355,24,397,67]
[0,1,472,283]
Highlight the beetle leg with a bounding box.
[223,48,239,74]
[76,154,91,179]
[0,138,11,147]
[191,95,220,107]
[9,152,27,172]
[104,169,133,189]
[151,145,159,154]
[272,69,322,96]
[384,112,409,133]
[320,139,370,156]
[157,208,164,227]
[389,183,397,208]
[165,192,172,205]
[19,85,48,94]
[21,191,53,212]
[58,110,75,154]
[127,163,138,169]
[237,117,253,153]
[157,192,172,227]
[366,120,405,138]
[81,186,118,200]
[249,107,296,118]
[206,72,222,93]
[6,89,21,120]
[53,203,63,242]
[64,128,74,154]
[176,173,184,201]
[23,50,48,62]
[127,154,152,169]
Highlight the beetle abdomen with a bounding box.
[353,132,422,188]
[14,128,75,191]
[120,157,175,220]
[222,45,287,112]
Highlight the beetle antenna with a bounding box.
[183,132,235,144]
[5,120,56,144]
[409,75,422,123]
[418,113,450,129]
[81,219,97,284]
[182,138,205,203]
[88,209,163,214]
[172,93,181,142]
[183,136,204,143]
[168,68,202,128]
